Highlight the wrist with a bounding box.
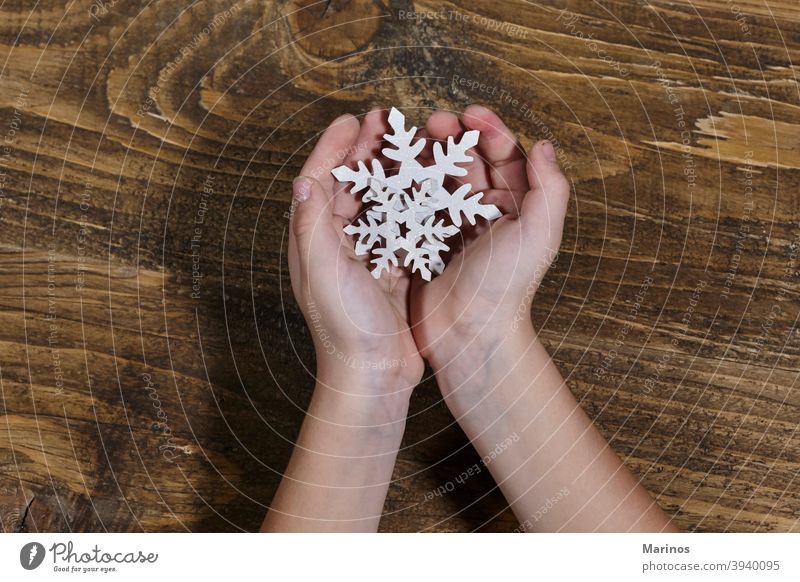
[313,332,423,382]
[312,363,414,428]
[428,313,535,375]
[431,321,537,409]
[424,294,536,363]
[315,347,416,379]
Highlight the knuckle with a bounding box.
[546,173,570,196]
[292,211,315,239]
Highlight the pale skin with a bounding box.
[261,106,677,533]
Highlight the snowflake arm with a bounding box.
[370,247,399,279]
[419,213,459,242]
[433,183,501,227]
[421,239,449,277]
[343,213,385,255]
[382,108,426,163]
[403,249,433,282]
[431,130,479,178]
[331,158,386,195]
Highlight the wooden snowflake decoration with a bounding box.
[332,108,502,280]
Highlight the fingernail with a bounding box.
[293,177,311,203]
[466,104,491,118]
[542,140,556,162]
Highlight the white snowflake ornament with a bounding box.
[333,107,502,281]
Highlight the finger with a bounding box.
[426,110,491,192]
[416,127,433,164]
[290,176,342,282]
[332,214,360,260]
[287,220,302,304]
[300,113,361,195]
[463,104,528,192]
[333,107,387,220]
[521,141,571,240]
[479,188,524,217]
[408,274,430,349]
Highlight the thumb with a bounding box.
[290,176,340,275]
[521,140,570,241]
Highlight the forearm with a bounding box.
[433,323,676,532]
[261,365,410,532]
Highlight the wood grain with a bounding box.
[0,0,799,532]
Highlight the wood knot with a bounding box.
[287,0,383,59]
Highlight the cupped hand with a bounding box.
[409,105,571,368]
[288,110,424,389]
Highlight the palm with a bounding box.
[289,235,411,334]
[411,216,526,350]
[326,247,420,367]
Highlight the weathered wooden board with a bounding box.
[0,0,799,532]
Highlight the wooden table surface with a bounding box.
[0,0,798,532]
